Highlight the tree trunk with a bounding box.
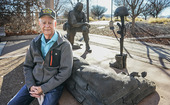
[156,15,158,18]
[26,2,32,32]
[144,16,147,20]
[45,0,54,9]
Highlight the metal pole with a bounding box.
[111,0,113,21]
[87,0,89,23]
[120,16,124,56]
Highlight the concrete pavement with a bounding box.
[58,29,170,69]
[0,30,170,105]
[0,32,169,69]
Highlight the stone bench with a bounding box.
[66,57,156,105]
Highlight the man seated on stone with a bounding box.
[64,2,91,52]
[8,8,73,105]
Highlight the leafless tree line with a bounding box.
[114,0,170,34]
[0,0,170,34]
[0,0,87,26]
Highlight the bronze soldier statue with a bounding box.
[63,2,91,52]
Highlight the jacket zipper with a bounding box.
[41,61,45,84]
[41,50,52,83]
[50,50,53,66]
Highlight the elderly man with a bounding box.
[65,2,91,52]
[8,8,73,105]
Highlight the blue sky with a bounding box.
[91,0,170,17]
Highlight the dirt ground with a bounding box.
[0,59,80,105]
[89,22,170,45]
[0,43,80,105]
[0,57,28,105]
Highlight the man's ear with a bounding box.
[55,20,57,27]
[39,20,40,26]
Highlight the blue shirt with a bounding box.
[41,32,58,59]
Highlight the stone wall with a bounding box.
[66,57,156,105]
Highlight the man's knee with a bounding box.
[67,29,76,36]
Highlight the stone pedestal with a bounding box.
[66,57,156,105]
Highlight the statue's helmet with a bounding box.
[114,6,129,17]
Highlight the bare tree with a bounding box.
[114,0,128,7]
[55,0,88,16]
[91,5,107,20]
[61,0,91,18]
[142,3,152,20]
[54,0,61,14]
[68,0,85,7]
[126,0,149,34]
[0,1,14,26]
[114,0,149,34]
[54,0,69,16]
[148,0,170,18]
[0,0,39,26]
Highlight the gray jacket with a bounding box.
[23,32,73,93]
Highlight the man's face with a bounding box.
[77,5,83,12]
[39,15,56,37]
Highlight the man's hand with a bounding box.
[34,86,43,95]
[84,22,90,28]
[84,22,89,25]
[29,86,43,98]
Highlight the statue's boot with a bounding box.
[112,54,124,69]
[86,43,92,53]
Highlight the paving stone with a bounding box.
[73,75,88,91]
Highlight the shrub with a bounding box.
[168,18,170,22]
[125,17,131,22]
[89,17,94,21]
[148,18,169,24]
[164,22,168,25]
[101,16,106,20]
[112,17,131,22]
[114,17,121,21]
[135,17,144,22]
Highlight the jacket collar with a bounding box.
[56,31,65,46]
[34,31,65,46]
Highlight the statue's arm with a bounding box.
[69,12,87,27]
[83,12,87,22]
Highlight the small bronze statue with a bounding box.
[63,2,91,52]
[109,6,129,69]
